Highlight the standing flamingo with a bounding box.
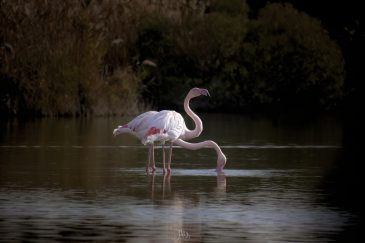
[113,87,226,173]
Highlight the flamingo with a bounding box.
[113,87,226,173]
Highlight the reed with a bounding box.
[0,0,345,116]
[0,0,145,116]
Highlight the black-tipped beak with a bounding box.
[200,89,210,97]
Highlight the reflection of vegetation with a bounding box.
[0,0,345,117]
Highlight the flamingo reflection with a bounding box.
[147,171,226,200]
[146,171,226,241]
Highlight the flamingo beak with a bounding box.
[200,89,210,97]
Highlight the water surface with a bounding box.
[0,114,357,242]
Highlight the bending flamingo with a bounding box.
[113,87,226,173]
[113,87,206,172]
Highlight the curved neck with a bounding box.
[183,94,203,140]
[173,139,226,170]
[174,139,220,152]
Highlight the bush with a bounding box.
[0,0,143,116]
[242,3,345,110]
[94,67,142,116]
[136,1,345,111]
[136,0,250,109]
[0,0,346,116]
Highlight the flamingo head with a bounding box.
[113,124,128,136]
[216,153,227,173]
[190,87,210,98]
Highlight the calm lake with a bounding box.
[0,113,361,242]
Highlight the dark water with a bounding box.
[0,114,360,242]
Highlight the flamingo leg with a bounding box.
[151,143,156,172]
[146,144,152,173]
[167,142,173,173]
[162,143,166,174]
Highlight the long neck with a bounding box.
[183,94,203,140]
[173,139,226,171]
[174,139,220,152]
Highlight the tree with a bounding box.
[243,3,345,110]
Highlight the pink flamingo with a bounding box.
[113,88,226,173]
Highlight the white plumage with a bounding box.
[113,110,186,145]
[113,87,226,173]
[142,110,186,145]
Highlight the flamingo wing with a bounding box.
[123,111,157,139]
[143,110,186,144]
[127,111,158,130]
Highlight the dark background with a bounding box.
[1,1,364,239]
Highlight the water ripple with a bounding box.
[0,144,342,149]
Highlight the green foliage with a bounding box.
[210,0,248,16]
[244,3,345,109]
[95,68,141,116]
[135,1,344,111]
[0,0,346,116]
[0,0,142,116]
[135,13,183,107]
[136,0,249,109]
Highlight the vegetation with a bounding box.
[244,3,344,110]
[0,0,345,117]
[1,0,143,116]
